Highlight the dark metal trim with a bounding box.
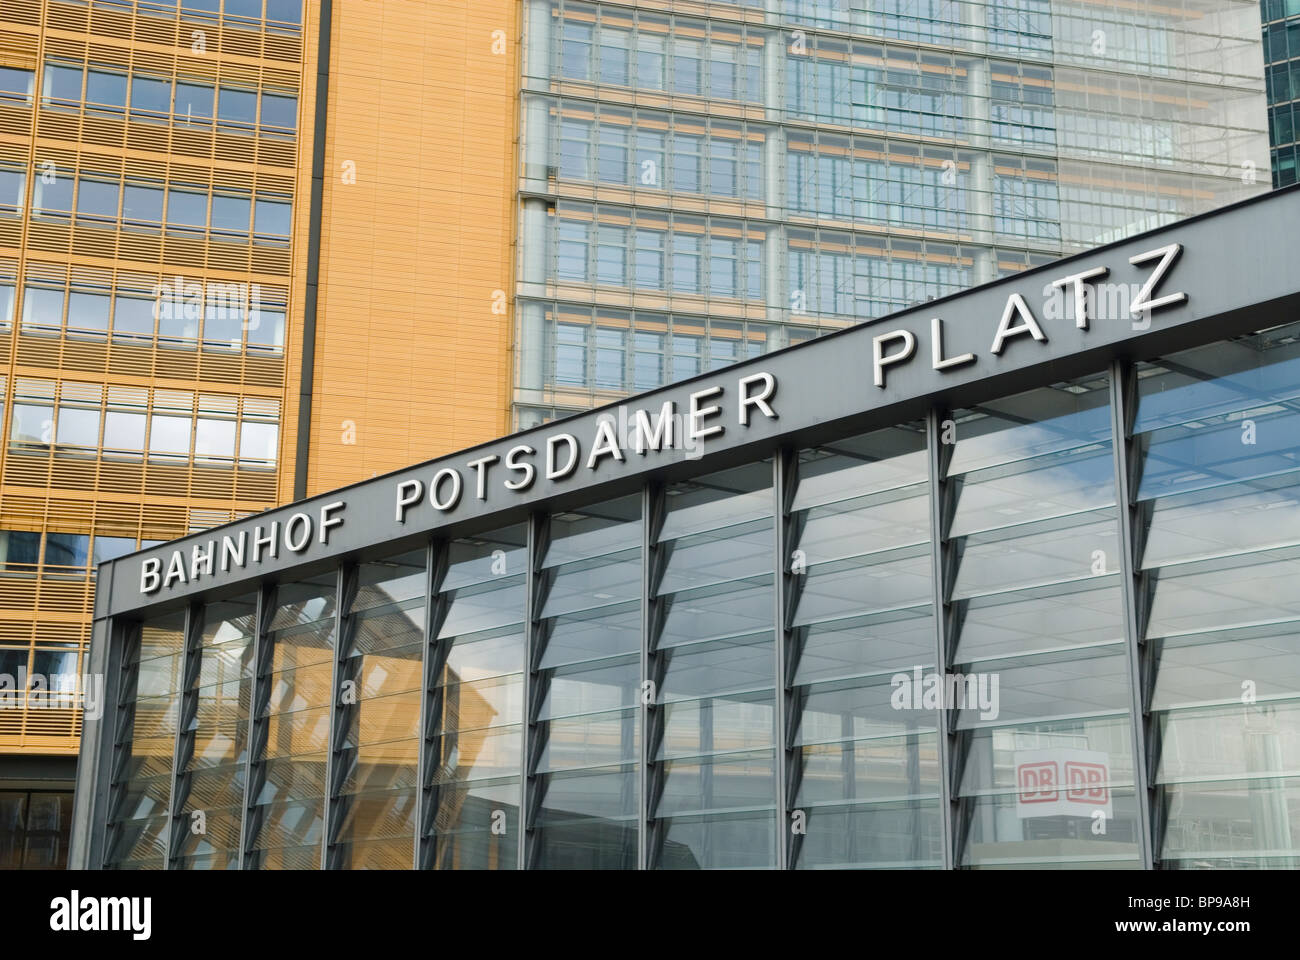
[292,0,334,501]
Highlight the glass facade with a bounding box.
[1263,0,1300,184]
[90,311,1300,869]
[514,0,1269,422]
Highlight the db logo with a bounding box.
[1014,750,1113,818]
[1064,761,1109,804]
[1018,760,1059,803]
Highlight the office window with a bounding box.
[672,334,701,380]
[559,118,591,180]
[93,536,138,564]
[33,172,74,216]
[634,228,664,288]
[174,81,214,122]
[225,0,263,22]
[637,33,665,89]
[267,0,303,25]
[555,323,587,385]
[557,220,590,282]
[204,296,243,348]
[597,124,628,184]
[596,226,627,285]
[195,418,237,460]
[671,234,700,293]
[673,38,702,96]
[635,130,664,188]
[103,411,146,453]
[709,237,738,297]
[43,63,83,105]
[10,403,53,445]
[673,134,702,193]
[260,91,297,130]
[594,326,625,390]
[217,86,257,127]
[149,414,192,457]
[86,68,127,110]
[246,306,285,351]
[130,75,172,117]
[123,182,165,225]
[709,43,738,100]
[166,187,208,232]
[0,283,14,328]
[158,298,199,345]
[0,167,24,215]
[239,421,278,464]
[211,194,252,236]
[254,198,291,240]
[709,139,737,196]
[67,291,111,335]
[599,29,630,86]
[44,533,90,568]
[76,177,121,222]
[632,329,664,390]
[562,22,593,81]
[0,66,34,102]
[0,531,42,569]
[112,295,156,339]
[55,405,100,448]
[21,287,64,333]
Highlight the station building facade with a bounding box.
[70,186,1300,869]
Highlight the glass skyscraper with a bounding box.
[513,0,1269,424]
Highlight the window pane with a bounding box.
[0,66,34,101]
[10,404,53,444]
[123,184,165,224]
[166,188,208,230]
[113,295,156,338]
[93,536,138,563]
[254,199,291,238]
[239,421,278,463]
[0,168,24,214]
[34,173,74,215]
[0,531,42,568]
[174,81,214,121]
[45,533,90,567]
[260,91,296,129]
[103,412,146,451]
[267,0,302,24]
[246,307,285,349]
[67,292,111,333]
[56,407,100,448]
[44,64,83,104]
[130,75,172,116]
[76,178,120,221]
[86,69,127,109]
[195,418,236,459]
[22,287,64,332]
[211,194,251,235]
[149,415,192,456]
[217,86,257,126]
[0,284,14,327]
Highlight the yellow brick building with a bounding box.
[0,0,518,868]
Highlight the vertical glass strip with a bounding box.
[947,374,1143,868]
[786,422,943,868]
[647,460,777,869]
[173,595,257,869]
[527,495,642,868]
[425,525,528,869]
[1134,321,1300,868]
[105,612,184,869]
[330,551,426,868]
[247,571,337,869]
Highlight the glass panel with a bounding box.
[651,463,775,868]
[1137,323,1300,867]
[428,526,527,870]
[108,611,185,869]
[333,551,425,869]
[531,498,641,868]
